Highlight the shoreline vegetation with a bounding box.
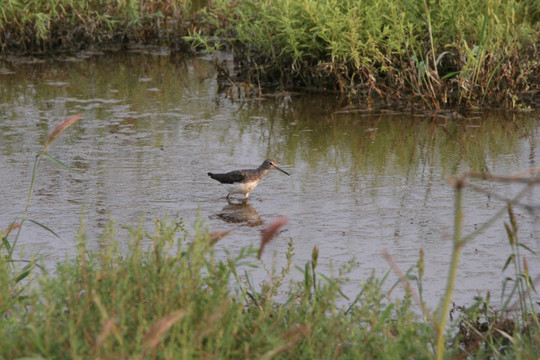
[2,117,540,357]
[0,0,201,53]
[1,0,539,109]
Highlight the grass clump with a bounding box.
[2,210,538,358]
[1,217,435,359]
[0,0,197,53]
[189,0,540,109]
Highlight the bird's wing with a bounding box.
[208,170,246,184]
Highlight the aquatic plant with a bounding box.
[189,0,540,109]
[0,0,195,52]
[434,170,538,358]
[2,114,81,272]
[2,0,537,108]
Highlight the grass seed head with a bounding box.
[258,216,288,259]
[42,114,82,154]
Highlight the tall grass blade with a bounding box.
[41,154,80,174]
[15,263,33,283]
[9,114,82,259]
[27,219,61,238]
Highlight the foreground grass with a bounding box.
[190,0,540,109]
[1,116,539,359]
[2,217,436,359]
[1,214,539,359]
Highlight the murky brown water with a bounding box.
[1,52,539,308]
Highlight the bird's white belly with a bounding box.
[224,181,259,196]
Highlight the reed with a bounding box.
[1,114,81,297]
[3,0,537,107]
[434,169,540,358]
[189,0,540,109]
[1,216,438,358]
[0,0,194,52]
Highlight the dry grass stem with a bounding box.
[450,167,540,211]
[258,216,289,259]
[95,318,116,349]
[2,222,21,237]
[208,228,235,245]
[464,182,539,210]
[461,167,540,184]
[142,311,185,352]
[383,250,435,327]
[42,114,83,154]
[260,326,309,360]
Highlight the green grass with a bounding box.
[1,117,539,358]
[2,0,538,108]
[1,203,539,358]
[0,0,197,52]
[1,216,438,359]
[188,0,540,109]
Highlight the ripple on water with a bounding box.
[0,53,539,308]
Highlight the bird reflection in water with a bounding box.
[216,198,263,227]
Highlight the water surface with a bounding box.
[1,52,539,308]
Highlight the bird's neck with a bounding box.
[257,167,271,175]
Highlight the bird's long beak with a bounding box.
[275,166,290,176]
